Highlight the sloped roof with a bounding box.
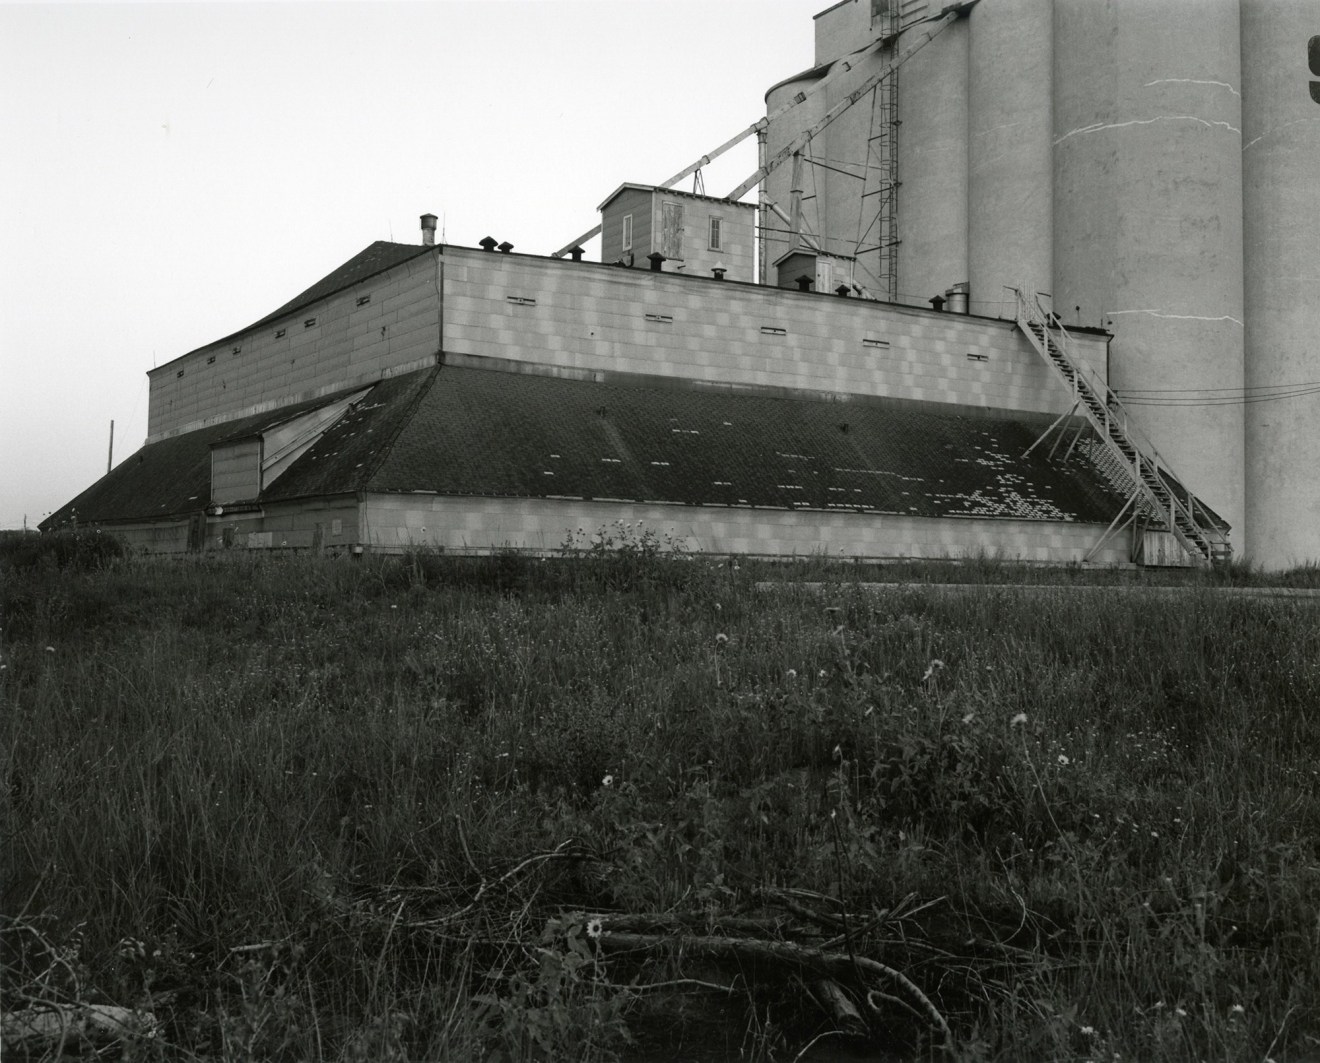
[42,374,431,528]
[46,361,1129,531]
[366,364,1124,522]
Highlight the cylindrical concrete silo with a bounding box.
[896,16,970,308]
[967,0,1053,321]
[1053,0,1245,547]
[762,66,830,277]
[1242,1,1320,569]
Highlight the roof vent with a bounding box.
[648,252,665,272]
[497,241,514,254]
[834,284,851,297]
[929,294,947,312]
[945,282,969,314]
[567,246,586,262]
[711,262,727,281]
[795,274,813,292]
[479,236,498,252]
[420,213,438,246]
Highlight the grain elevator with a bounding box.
[762,0,1320,568]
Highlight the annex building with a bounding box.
[55,0,1287,568]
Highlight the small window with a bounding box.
[176,369,185,378]
[356,294,371,307]
[760,326,787,336]
[506,295,536,306]
[274,328,286,339]
[644,312,673,324]
[231,345,241,355]
[708,217,722,251]
[622,213,633,252]
[206,355,216,365]
[862,338,890,349]
[304,317,317,329]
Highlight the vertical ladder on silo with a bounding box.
[858,4,901,301]
[1014,290,1231,566]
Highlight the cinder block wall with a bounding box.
[146,244,1105,443]
[442,248,1105,414]
[361,493,1129,565]
[147,255,441,440]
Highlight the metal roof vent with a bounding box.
[419,213,438,246]
[497,241,514,254]
[711,262,727,280]
[479,236,498,252]
[648,252,665,272]
[567,246,586,262]
[834,284,851,297]
[795,274,813,292]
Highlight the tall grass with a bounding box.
[2,542,1318,1060]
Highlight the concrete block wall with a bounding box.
[360,493,1130,565]
[147,254,441,440]
[441,248,1106,416]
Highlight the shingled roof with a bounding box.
[49,361,1127,531]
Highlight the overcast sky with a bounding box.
[0,0,825,530]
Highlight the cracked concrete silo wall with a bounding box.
[1241,2,1320,569]
[967,0,1053,322]
[1053,0,1246,547]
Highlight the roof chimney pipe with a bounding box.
[420,213,438,246]
[567,245,585,262]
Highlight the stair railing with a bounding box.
[1014,288,1228,563]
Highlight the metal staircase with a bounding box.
[1014,290,1231,566]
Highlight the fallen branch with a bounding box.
[596,927,952,1048]
[1,1003,157,1053]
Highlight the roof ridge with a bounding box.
[359,363,444,487]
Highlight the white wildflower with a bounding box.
[1057,754,1070,766]
[1230,1003,1245,1015]
[586,918,603,939]
[962,712,976,724]
[921,659,945,682]
[786,668,797,679]
[601,774,614,788]
[1079,1026,1096,1036]
[1010,713,1028,727]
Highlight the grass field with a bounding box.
[3,530,1319,1061]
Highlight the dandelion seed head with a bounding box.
[786,668,797,679]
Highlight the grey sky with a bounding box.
[1,0,822,529]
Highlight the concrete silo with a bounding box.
[1052,0,1246,548]
[967,0,1053,321]
[1241,1,1320,569]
